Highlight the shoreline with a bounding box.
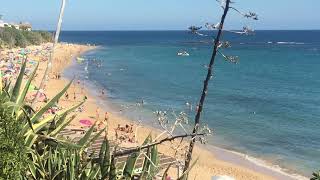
[62,45,308,180]
[5,42,306,179]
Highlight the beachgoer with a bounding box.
[96,107,100,120]
[116,124,121,131]
[115,129,118,139]
[129,124,133,133]
[165,173,172,180]
[104,112,109,122]
[98,120,104,130]
[101,88,105,96]
[73,92,76,101]
[125,124,130,133]
[65,92,69,100]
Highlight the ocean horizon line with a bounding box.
[40,29,320,32]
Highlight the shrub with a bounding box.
[311,170,320,180]
[0,92,27,179]
[0,27,52,48]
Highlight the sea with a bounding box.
[60,30,320,178]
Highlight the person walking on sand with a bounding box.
[101,88,105,97]
[96,107,100,120]
[65,92,69,100]
[104,112,109,122]
[104,112,109,135]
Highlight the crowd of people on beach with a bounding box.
[115,123,136,143]
[0,44,52,106]
[1,42,142,150]
[0,43,90,117]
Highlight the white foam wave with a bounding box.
[276,41,305,45]
[244,154,309,180]
[207,145,309,180]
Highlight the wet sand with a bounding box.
[13,43,307,180]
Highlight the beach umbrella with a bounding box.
[37,95,46,102]
[32,90,47,101]
[3,74,12,79]
[4,69,14,74]
[79,119,93,127]
[0,67,8,71]
[29,60,37,65]
[32,91,46,98]
[19,49,26,55]
[31,91,46,102]
[28,84,37,91]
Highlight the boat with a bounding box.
[177,51,190,56]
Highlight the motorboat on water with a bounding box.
[177,50,190,56]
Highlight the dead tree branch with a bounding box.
[114,133,205,157]
[183,0,231,174]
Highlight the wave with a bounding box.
[208,145,309,180]
[276,41,305,45]
[237,41,306,45]
[244,154,308,180]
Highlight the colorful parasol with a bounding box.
[79,119,93,126]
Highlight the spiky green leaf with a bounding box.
[16,62,38,105]
[10,58,27,102]
[123,151,140,179]
[30,79,73,123]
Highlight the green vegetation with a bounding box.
[311,170,320,180]
[0,95,28,179]
[0,27,52,48]
[0,59,195,179]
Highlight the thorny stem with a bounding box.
[183,0,231,175]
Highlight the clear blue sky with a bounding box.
[0,0,319,30]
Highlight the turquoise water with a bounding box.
[61,31,320,176]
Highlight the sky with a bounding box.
[0,0,319,30]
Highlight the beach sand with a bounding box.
[3,43,304,180]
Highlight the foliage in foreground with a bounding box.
[0,94,28,179]
[25,135,160,180]
[0,59,195,179]
[0,27,52,48]
[0,59,84,179]
[311,170,320,180]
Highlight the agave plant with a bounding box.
[0,58,91,178]
[311,170,320,180]
[0,59,86,148]
[1,59,197,179]
[0,58,162,179]
[23,135,161,180]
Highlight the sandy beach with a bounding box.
[1,43,305,180]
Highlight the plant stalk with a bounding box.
[182,0,231,174]
[32,0,66,107]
